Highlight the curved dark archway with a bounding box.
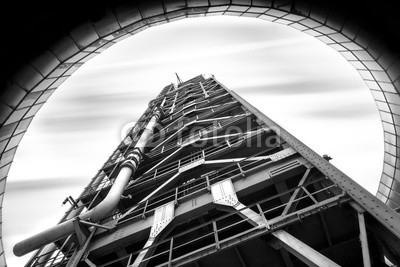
[1,0,400,264]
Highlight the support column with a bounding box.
[358,212,372,267]
[66,228,96,267]
[351,203,372,267]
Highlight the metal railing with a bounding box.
[147,113,249,159]
[118,143,284,225]
[99,171,347,267]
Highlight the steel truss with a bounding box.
[24,75,400,267]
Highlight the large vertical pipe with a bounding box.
[14,109,162,257]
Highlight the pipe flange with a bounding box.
[129,148,143,160]
[120,159,137,171]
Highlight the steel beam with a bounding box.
[143,147,182,174]
[158,194,348,267]
[358,211,372,267]
[210,177,339,267]
[319,213,333,247]
[277,168,315,216]
[228,88,400,239]
[204,152,293,165]
[66,229,96,267]
[351,203,372,267]
[271,230,340,267]
[199,82,209,98]
[169,92,178,113]
[88,158,305,255]
[151,111,244,152]
[72,218,91,248]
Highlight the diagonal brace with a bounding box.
[281,168,312,216]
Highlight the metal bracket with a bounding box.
[150,201,175,239]
[130,202,175,267]
[211,179,240,207]
[211,179,269,229]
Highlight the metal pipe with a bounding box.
[34,200,87,265]
[13,109,161,257]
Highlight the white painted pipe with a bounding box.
[14,109,161,257]
[34,201,87,265]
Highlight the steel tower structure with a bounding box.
[15,75,400,266]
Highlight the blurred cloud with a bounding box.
[87,38,307,71]
[6,177,85,192]
[238,78,362,95]
[302,103,376,119]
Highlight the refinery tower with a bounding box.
[14,75,400,266]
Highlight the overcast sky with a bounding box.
[3,16,383,266]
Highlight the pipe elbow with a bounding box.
[13,109,161,257]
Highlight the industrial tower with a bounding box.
[14,75,400,266]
